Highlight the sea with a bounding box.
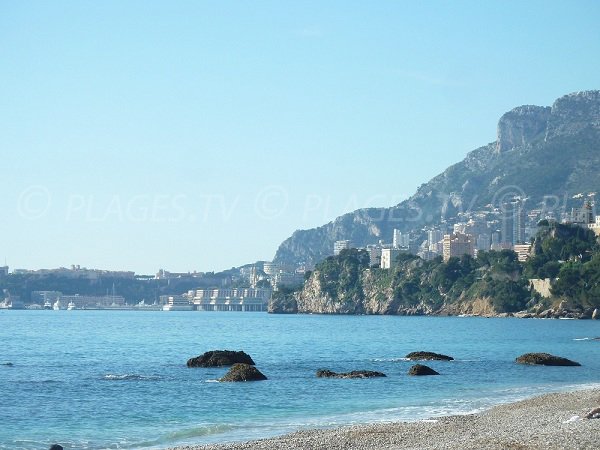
[1,310,599,450]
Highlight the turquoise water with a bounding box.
[1,311,599,449]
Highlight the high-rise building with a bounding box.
[476,234,491,252]
[333,240,352,256]
[381,248,403,269]
[442,233,474,261]
[500,201,526,246]
[366,245,382,267]
[392,229,410,249]
[427,230,444,252]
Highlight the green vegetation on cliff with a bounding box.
[272,223,600,316]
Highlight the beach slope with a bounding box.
[171,388,600,450]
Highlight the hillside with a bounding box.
[274,90,600,266]
[270,223,600,318]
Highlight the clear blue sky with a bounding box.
[1,1,599,274]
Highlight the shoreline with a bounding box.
[170,388,600,450]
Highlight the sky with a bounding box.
[1,1,599,274]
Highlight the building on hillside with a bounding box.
[366,245,382,267]
[476,233,491,252]
[513,243,532,262]
[427,229,444,252]
[381,248,404,269]
[156,269,204,279]
[442,233,474,261]
[417,249,439,261]
[271,271,304,291]
[588,216,600,236]
[262,262,281,277]
[500,201,526,246]
[392,229,410,249]
[571,201,594,225]
[333,240,352,255]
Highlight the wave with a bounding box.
[573,337,600,341]
[130,423,238,448]
[371,357,410,362]
[102,374,162,381]
[205,379,220,383]
[371,357,480,363]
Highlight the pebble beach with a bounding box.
[172,388,600,450]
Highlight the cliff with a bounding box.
[270,224,600,318]
[270,249,531,316]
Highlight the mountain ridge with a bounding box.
[274,90,600,266]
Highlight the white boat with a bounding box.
[162,295,194,311]
[53,300,62,310]
[43,300,52,310]
[67,301,76,310]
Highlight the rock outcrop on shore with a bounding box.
[187,350,255,368]
[515,353,581,366]
[405,351,453,361]
[407,364,440,376]
[219,364,267,382]
[316,369,387,379]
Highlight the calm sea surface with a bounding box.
[1,311,599,449]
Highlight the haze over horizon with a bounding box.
[1,1,599,274]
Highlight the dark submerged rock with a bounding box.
[515,352,581,366]
[187,350,255,368]
[408,364,440,376]
[49,445,64,450]
[405,351,454,361]
[219,363,267,382]
[316,369,387,379]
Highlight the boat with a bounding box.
[0,299,25,309]
[67,301,76,311]
[43,300,52,310]
[162,295,194,311]
[53,300,62,310]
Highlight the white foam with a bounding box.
[102,373,162,381]
[563,415,581,423]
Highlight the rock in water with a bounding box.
[219,363,267,382]
[515,353,581,366]
[408,364,440,376]
[187,350,255,368]
[405,351,454,361]
[316,369,387,379]
[49,445,64,450]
